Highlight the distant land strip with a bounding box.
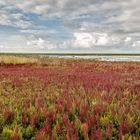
[0,52,140,56]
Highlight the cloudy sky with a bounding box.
[0,0,140,53]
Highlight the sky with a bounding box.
[0,0,140,53]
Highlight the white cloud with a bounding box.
[125,37,132,42]
[60,32,122,49]
[132,41,140,47]
[74,32,122,47]
[73,32,96,48]
[27,37,57,50]
[0,45,4,48]
[27,38,45,47]
[0,34,57,52]
[95,33,109,46]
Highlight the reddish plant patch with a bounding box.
[0,60,140,139]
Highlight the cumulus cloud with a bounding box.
[60,32,123,50]
[132,41,140,47]
[0,45,4,48]
[0,45,5,52]
[125,37,132,42]
[27,38,45,47]
[73,32,96,48]
[27,37,57,50]
[75,32,122,47]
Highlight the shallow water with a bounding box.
[42,55,140,62]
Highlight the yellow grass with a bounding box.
[0,55,75,66]
[0,55,40,65]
